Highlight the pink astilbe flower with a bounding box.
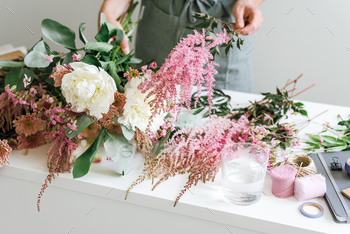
[37,129,78,211]
[126,116,266,206]
[0,139,11,167]
[139,29,230,120]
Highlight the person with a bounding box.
[99,0,264,92]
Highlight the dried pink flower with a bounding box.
[13,113,45,136]
[80,122,102,139]
[0,139,11,167]
[17,131,47,150]
[102,120,122,134]
[51,64,71,87]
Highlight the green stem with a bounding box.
[112,46,120,61]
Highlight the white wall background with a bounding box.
[1,0,349,107]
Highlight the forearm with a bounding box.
[99,0,132,27]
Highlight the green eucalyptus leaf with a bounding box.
[24,51,49,68]
[108,61,121,90]
[85,42,113,52]
[5,67,36,90]
[65,114,96,139]
[81,55,101,68]
[104,132,136,174]
[41,19,76,50]
[111,117,134,141]
[95,23,109,42]
[72,128,106,178]
[0,59,24,68]
[114,53,130,65]
[99,12,108,27]
[100,61,110,70]
[79,23,88,44]
[62,51,75,65]
[128,57,142,64]
[24,40,50,68]
[109,28,124,45]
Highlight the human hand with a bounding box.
[106,21,130,54]
[231,0,263,35]
[99,0,131,54]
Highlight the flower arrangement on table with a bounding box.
[0,8,311,209]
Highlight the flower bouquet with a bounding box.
[0,4,251,210]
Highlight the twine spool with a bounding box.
[286,155,317,177]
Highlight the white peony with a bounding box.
[118,77,166,132]
[61,62,117,119]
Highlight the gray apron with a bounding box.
[135,0,253,92]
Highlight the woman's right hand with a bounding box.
[99,0,132,54]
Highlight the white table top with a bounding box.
[1,90,350,234]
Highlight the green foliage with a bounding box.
[24,40,50,68]
[230,87,307,125]
[62,51,74,65]
[111,117,134,141]
[79,23,88,44]
[95,23,110,42]
[5,67,36,90]
[190,12,244,57]
[81,55,102,67]
[65,114,96,139]
[72,128,107,178]
[0,59,24,68]
[305,115,350,152]
[85,42,113,53]
[191,87,307,126]
[41,19,76,50]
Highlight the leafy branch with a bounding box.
[189,12,244,58]
[192,75,312,126]
[305,115,350,152]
